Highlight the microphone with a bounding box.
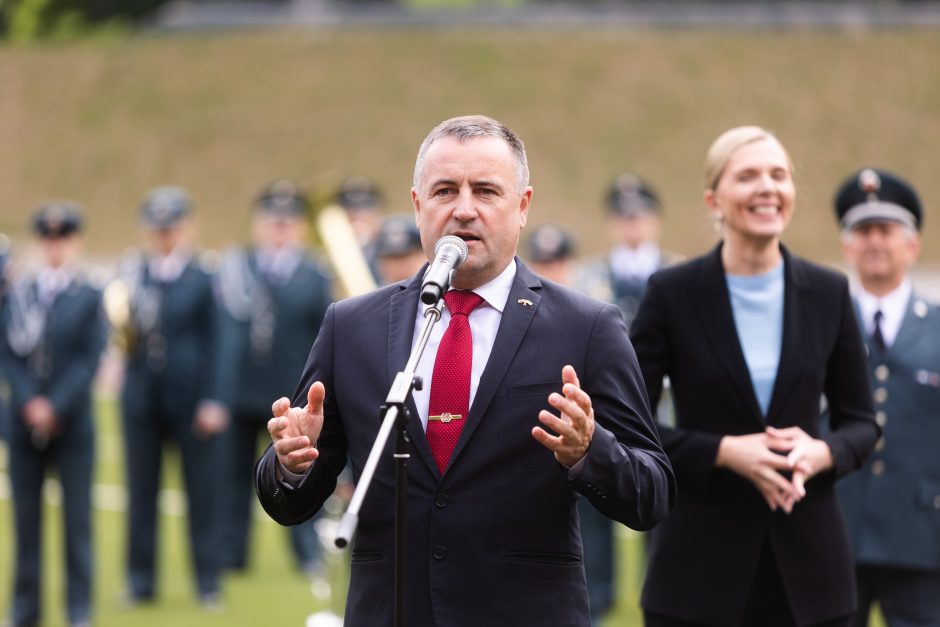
[421,236,469,305]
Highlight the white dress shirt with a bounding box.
[256,246,302,284]
[411,260,516,431]
[855,279,912,349]
[609,242,661,282]
[148,249,190,283]
[37,267,73,306]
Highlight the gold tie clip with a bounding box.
[429,412,462,423]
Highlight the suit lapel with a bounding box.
[445,259,541,474]
[693,244,764,426]
[387,269,440,477]
[765,247,807,425]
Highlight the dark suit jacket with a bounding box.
[631,244,878,627]
[255,258,674,627]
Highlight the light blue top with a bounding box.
[726,261,785,417]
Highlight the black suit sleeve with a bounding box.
[254,302,348,525]
[571,303,675,530]
[820,278,879,480]
[630,272,723,496]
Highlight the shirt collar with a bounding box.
[609,242,661,280]
[424,258,517,314]
[856,278,912,326]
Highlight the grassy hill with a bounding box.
[1,27,939,266]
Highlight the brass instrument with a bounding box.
[103,275,134,352]
[315,203,377,298]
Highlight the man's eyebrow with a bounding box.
[471,179,503,189]
[429,178,458,189]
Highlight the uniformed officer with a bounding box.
[579,174,681,625]
[582,172,682,329]
[336,176,384,282]
[1,203,106,627]
[114,187,227,608]
[374,214,426,285]
[214,180,332,576]
[834,168,940,627]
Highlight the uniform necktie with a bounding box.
[427,290,484,474]
[872,310,886,352]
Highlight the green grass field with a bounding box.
[1,28,939,266]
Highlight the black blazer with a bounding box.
[256,259,675,627]
[631,244,878,627]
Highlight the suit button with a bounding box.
[873,388,888,404]
[871,460,885,476]
[876,411,887,427]
[432,546,447,560]
[874,365,890,382]
[434,494,448,508]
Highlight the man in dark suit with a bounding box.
[254,115,675,627]
[115,187,227,608]
[215,180,333,575]
[2,203,106,627]
[834,168,940,627]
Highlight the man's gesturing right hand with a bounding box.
[268,381,326,475]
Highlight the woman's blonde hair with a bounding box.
[703,126,792,191]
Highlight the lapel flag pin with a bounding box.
[517,298,534,307]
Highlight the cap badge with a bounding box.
[45,204,65,231]
[858,169,882,202]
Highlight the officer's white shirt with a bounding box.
[255,246,302,284]
[609,242,661,282]
[37,267,73,306]
[148,249,190,283]
[856,279,912,349]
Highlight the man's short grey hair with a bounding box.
[413,115,530,194]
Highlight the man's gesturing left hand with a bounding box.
[532,365,595,468]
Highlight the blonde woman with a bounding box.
[632,127,879,627]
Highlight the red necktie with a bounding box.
[427,290,484,474]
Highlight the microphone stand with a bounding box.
[335,290,446,627]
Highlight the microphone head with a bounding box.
[435,235,469,267]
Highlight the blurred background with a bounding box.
[1,1,938,625]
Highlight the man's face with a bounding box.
[145,221,189,256]
[39,234,79,268]
[610,212,660,249]
[842,220,920,288]
[253,214,306,250]
[412,136,532,290]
